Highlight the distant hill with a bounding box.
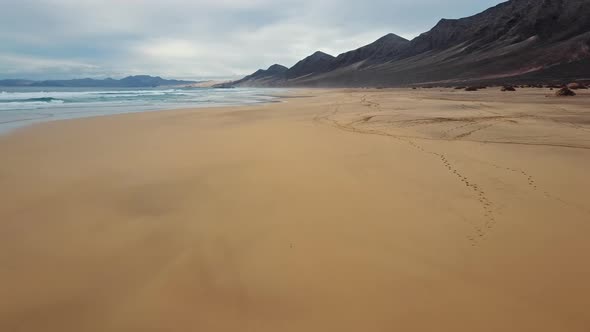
[230,0,590,87]
[0,75,197,87]
[0,79,35,87]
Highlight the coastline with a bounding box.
[1,88,589,331]
[0,87,287,134]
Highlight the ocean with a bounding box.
[0,87,282,133]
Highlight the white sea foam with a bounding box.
[0,87,282,133]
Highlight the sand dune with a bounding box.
[1,88,589,331]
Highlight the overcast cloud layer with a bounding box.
[1,0,505,80]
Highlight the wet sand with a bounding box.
[1,88,589,331]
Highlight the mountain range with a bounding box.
[227,0,590,87]
[0,75,197,88]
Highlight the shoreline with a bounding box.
[1,88,589,331]
[3,86,586,137]
[0,87,290,135]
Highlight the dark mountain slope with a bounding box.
[285,51,336,79]
[231,52,336,87]
[232,0,590,87]
[329,33,410,70]
[400,0,590,58]
[223,64,288,87]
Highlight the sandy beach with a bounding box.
[1,88,589,331]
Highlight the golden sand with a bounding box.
[1,88,589,331]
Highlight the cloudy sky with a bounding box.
[1,0,505,80]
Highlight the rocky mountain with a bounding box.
[223,64,288,87]
[284,51,336,79]
[0,75,197,87]
[329,33,410,70]
[231,0,590,87]
[226,52,337,87]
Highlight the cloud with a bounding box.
[0,0,506,79]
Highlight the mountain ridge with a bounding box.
[0,75,198,87]
[228,0,590,87]
[285,51,336,79]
